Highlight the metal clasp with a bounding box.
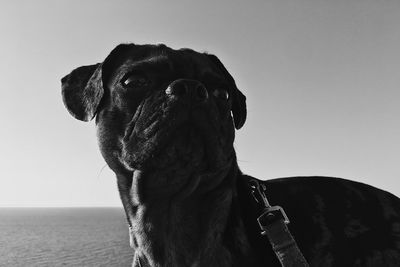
[249,179,290,235]
[250,179,271,207]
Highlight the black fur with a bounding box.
[62,43,400,266]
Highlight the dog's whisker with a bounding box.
[96,164,109,180]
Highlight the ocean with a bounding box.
[0,208,133,267]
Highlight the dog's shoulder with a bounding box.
[243,175,400,212]
[236,175,400,266]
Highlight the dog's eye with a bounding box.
[121,74,150,88]
[212,88,229,100]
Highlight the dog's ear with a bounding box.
[61,63,102,121]
[206,54,247,129]
[61,44,132,121]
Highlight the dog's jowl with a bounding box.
[62,43,400,267]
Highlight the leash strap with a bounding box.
[249,179,309,267]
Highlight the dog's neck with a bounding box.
[127,166,254,267]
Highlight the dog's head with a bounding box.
[62,43,246,199]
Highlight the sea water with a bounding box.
[0,208,133,267]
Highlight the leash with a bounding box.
[249,178,309,267]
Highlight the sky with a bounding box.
[1,0,399,207]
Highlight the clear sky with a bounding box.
[1,0,399,206]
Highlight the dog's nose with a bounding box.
[165,79,208,102]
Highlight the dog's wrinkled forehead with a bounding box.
[108,45,227,88]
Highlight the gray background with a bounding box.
[1,0,399,206]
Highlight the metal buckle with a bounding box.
[249,179,290,235]
[257,206,290,235]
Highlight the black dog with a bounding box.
[62,43,400,267]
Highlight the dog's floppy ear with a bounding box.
[61,44,132,121]
[61,64,102,121]
[206,54,247,129]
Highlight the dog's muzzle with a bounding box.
[120,79,213,171]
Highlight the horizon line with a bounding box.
[0,206,123,208]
